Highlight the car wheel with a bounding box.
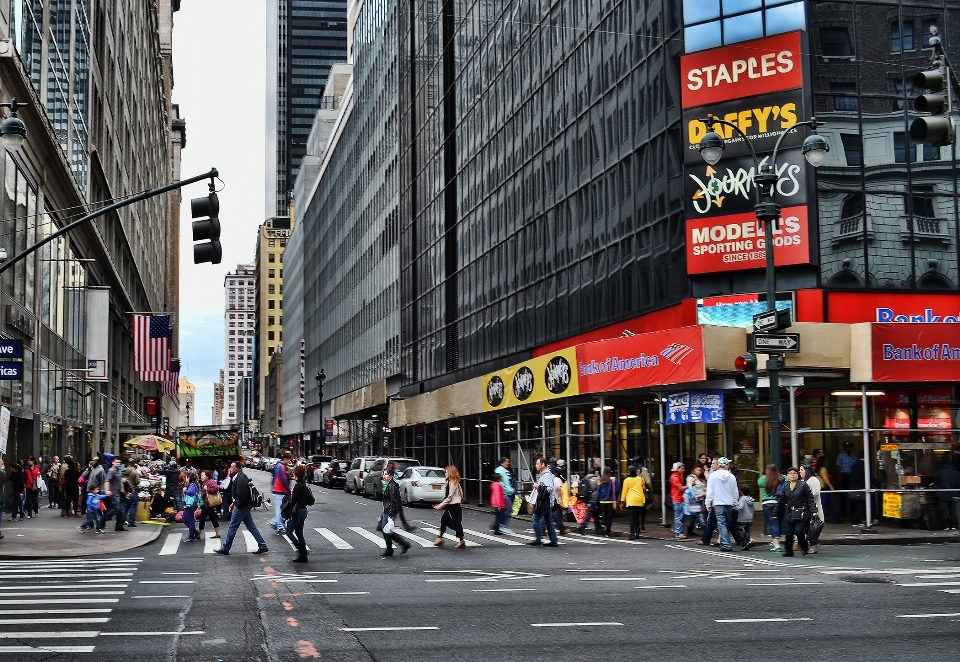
[344,481,351,493]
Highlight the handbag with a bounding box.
[525,489,538,515]
[808,515,824,544]
[206,491,223,508]
[511,495,523,517]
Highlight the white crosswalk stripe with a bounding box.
[314,527,354,549]
[418,525,482,547]
[393,529,437,547]
[347,526,388,548]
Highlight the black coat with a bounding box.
[382,480,402,517]
[231,471,255,509]
[777,480,816,523]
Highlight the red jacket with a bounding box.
[490,481,507,510]
[24,465,40,489]
[669,471,685,503]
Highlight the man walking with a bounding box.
[270,453,292,534]
[836,442,857,519]
[705,457,739,552]
[102,456,128,532]
[122,458,141,527]
[494,457,514,534]
[529,456,558,547]
[215,461,269,555]
[380,461,411,557]
[669,462,687,540]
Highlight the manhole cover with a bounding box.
[843,576,894,584]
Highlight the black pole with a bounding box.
[0,168,219,277]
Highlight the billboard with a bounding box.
[696,292,794,328]
[827,292,960,324]
[870,324,960,383]
[482,347,580,411]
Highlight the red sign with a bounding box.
[686,206,810,275]
[145,397,157,416]
[828,292,960,324]
[871,324,960,382]
[680,32,803,109]
[576,326,705,394]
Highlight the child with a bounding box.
[735,485,755,551]
[489,471,507,535]
[79,489,106,534]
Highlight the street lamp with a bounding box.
[697,114,829,468]
[0,99,27,152]
[315,370,325,403]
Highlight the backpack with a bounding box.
[249,481,264,508]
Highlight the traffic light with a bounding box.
[734,353,759,405]
[190,191,222,264]
[910,52,954,147]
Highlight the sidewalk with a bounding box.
[0,504,163,559]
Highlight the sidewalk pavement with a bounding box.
[0,504,163,559]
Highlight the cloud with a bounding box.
[178,310,224,425]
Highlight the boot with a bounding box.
[399,538,411,555]
[293,543,308,563]
[454,539,466,549]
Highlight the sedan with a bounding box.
[398,466,447,505]
[319,460,349,488]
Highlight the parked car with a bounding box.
[362,457,422,499]
[263,457,279,472]
[397,466,447,505]
[244,454,262,470]
[319,460,349,488]
[344,456,381,494]
[306,455,335,483]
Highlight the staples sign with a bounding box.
[681,32,804,109]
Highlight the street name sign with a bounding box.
[753,308,792,333]
[749,332,801,353]
[0,362,23,380]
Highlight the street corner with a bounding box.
[0,522,164,559]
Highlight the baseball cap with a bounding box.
[556,459,566,467]
[717,457,731,467]
[672,461,684,471]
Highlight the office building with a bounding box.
[213,375,224,426]
[223,264,255,424]
[178,377,195,427]
[254,217,292,417]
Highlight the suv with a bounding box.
[306,455,335,484]
[362,457,422,500]
[320,460,350,488]
[344,456,381,494]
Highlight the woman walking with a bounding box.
[594,467,617,537]
[181,471,200,543]
[433,465,466,548]
[777,466,816,557]
[800,464,824,554]
[7,462,25,521]
[285,464,314,562]
[758,464,783,552]
[61,459,81,517]
[23,457,40,518]
[619,465,647,540]
[197,470,222,541]
[379,461,411,557]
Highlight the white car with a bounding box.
[398,466,447,505]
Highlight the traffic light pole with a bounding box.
[0,168,219,277]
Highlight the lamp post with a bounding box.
[697,115,829,468]
[0,99,28,152]
[315,370,325,454]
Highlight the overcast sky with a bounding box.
[172,1,266,424]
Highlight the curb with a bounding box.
[0,525,164,559]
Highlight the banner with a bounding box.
[482,347,579,411]
[871,324,960,382]
[576,326,705,394]
[666,390,724,425]
[85,288,109,381]
[828,292,960,324]
[0,406,9,454]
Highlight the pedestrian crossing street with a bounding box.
[0,557,145,654]
[154,519,649,556]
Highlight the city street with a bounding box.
[1,469,958,661]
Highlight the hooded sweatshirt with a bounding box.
[735,495,755,522]
[705,469,739,509]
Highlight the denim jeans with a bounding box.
[123,495,139,526]
[762,502,781,539]
[285,508,308,548]
[272,493,286,531]
[82,509,102,530]
[713,504,734,549]
[221,506,267,552]
[672,501,684,537]
[532,510,558,544]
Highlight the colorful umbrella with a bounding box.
[123,435,176,453]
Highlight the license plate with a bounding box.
[432,484,441,490]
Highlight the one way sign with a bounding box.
[748,332,801,353]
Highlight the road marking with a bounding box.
[140,581,195,584]
[347,527,387,548]
[895,613,960,619]
[340,625,440,632]
[281,536,311,552]
[473,588,537,592]
[0,631,99,638]
[0,558,143,565]
[0,609,112,615]
[0,573,131,579]
[353,501,368,506]
[524,530,605,546]
[716,618,812,623]
[459,528,524,546]
[914,575,960,579]
[531,622,622,627]
[162,572,200,575]
[8,591,125,597]
[635,585,688,589]
[159,533,181,556]
[204,535,220,554]
[393,529,437,547]
[0,599,118,605]
[100,631,206,636]
[939,589,960,594]
[899,582,960,587]
[564,569,629,572]
[0,617,111,625]
[417,525,481,547]
[748,582,823,586]
[0,584,129,591]
[579,577,646,582]
[304,591,370,595]
[314,528,354,549]
[132,596,190,599]
[0,646,96,653]
[242,531,260,553]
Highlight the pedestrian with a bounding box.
[593,467,617,537]
[218,463,234,518]
[493,457,514,534]
[197,470,222,541]
[529,456,558,547]
[78,487,106,534]
[735,486,755,551]
[684,464,707,535]
[704,457,739,552]
[932,459,960,530]
[433,465,466,548]
[102,455,128,532]
[46,456,61,509]
[23,457,41,518]
[63,459,81,518]
[778,466,816,557]
[619,465,647,540]
[490,469,508,535]
[669,461,687,540]
[122,458,141,527]
[812,449,838,523]
[757,464,783,551]
[574,469,594,533]
[162,460,181,512]
[215,461,269,555]
[270,453,292,534]
[181,471,200,542]
[284,464,314,562]
[800,464,824,553]
[379,461,411,558]
[7,462,25,521]
[551,464,569,535]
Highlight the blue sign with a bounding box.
[0,340,23,358]
[666,390,724,425]
[0,362,23,380]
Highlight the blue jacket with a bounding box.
[86,493,106,512]
[594,478,617,502]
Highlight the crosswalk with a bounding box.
[0,557,144,654]
[150,518,649,557]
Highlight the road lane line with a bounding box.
[564,569,629,572]
[340,627,438,632]
[347,527,387,548]
[0,617,110,625]
[159,533,181,556]
[100,631,205,636]
[473,588,537,592]
[895,613,960,619]
[0,599,118,605]
[8,591,125,597]
[0,573,131,579]
[0,584,129,591]
[139,581,195,584]
[0,631,99,638]
[0,646,96,653]
[579,577,646,581]
[0,609,111,615]
[748,582,823,586]
[531,622,622,627]
[393,529,436,547]
[899,582,960,587]
[459,528,524,546]
[162,572,201,575]
[635,585,688,589]
[131,596,190,599]
[314,528,354,549]
[716,618,812,623]
[242,531,260,553]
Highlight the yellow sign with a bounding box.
[882,492,902,519]
[880,444,899,451]
[482,347,579,411]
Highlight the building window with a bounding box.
[268,315,275,325]
[891,21,914,53]
[921,21,939,50]
[268,253,275,263]
[268,331,275,341]
[922,143,941,161]
[893,132,914,163]
[280,240,287,247]
[268,284,276,295]
[268,239,276,247]
[269,346,275,355]
[839,134,863,167]
[820,27,853,57]
[229,371,235,377]
[268,269,276,278]
[830,82,858,112]
[269,300,275,310]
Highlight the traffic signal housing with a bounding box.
[910,55,954,147]
[734,353,759,405]
[191,191,222,264]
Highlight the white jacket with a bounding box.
[704,469,739,508]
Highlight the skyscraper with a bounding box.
[265,0,349,218]
[223,264,256,424]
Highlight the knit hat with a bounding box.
[717,457,731,467]
[672,461,684,471]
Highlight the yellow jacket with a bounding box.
[620,475,646,507]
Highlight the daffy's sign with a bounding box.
[482,347,579,411]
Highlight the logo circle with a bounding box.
[513,367,535,401]
[544,355,572,394]
[486,376,505,407]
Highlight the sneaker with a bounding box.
[527,540,543,546]
[77,525,86,533]
[214,548,229,556]
[380,550,394,557]
[491,529,503,535]
[499,527,514,534]
[252,547,269,554]
[95,529,104,534]
[545,542,559,547]
[719,547,733,552]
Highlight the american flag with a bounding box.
[660,343,695,365]
[160,359,181,397]
[133,315,172,372]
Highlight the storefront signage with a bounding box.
[686,206,810,275]
[0,340,23,358]
[0,363,23,380]
[882,492,902,519]
[828,292,960,324]
[482,347,580,411]
[576,326,705,394]
[666,390,724,425]
[680,31,804,109]
[325,419,335,437]
[871,324,960,382]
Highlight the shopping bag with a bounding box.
[511,495,523,517]
[382,516,395,535]
[808,515,824,544]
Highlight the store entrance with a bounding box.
[729,417,769,487]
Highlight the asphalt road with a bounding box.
[2,468,959,661]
